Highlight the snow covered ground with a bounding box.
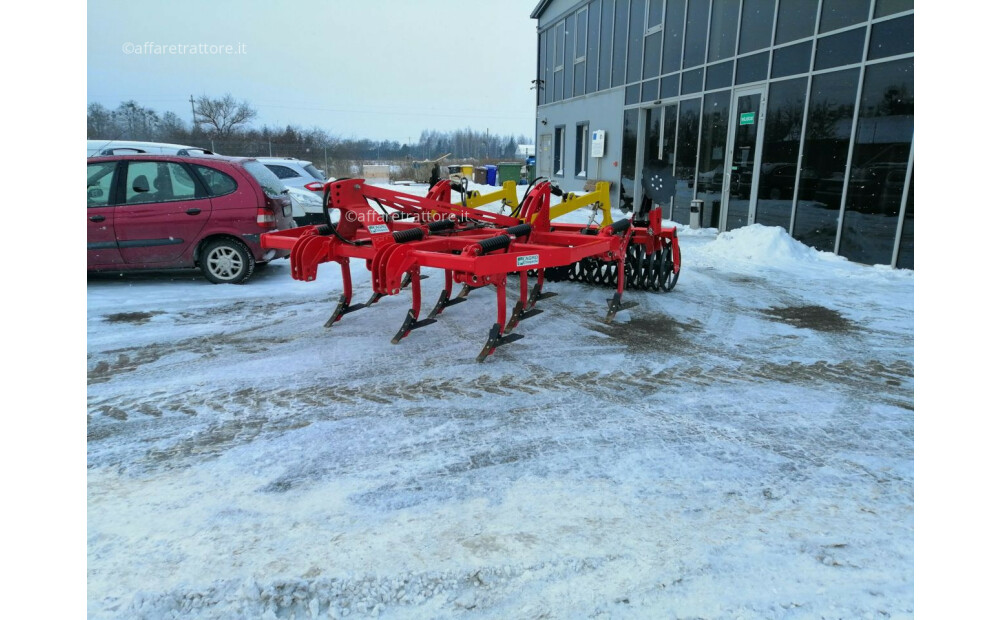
[87,183,913,618]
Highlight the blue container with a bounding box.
[485,165,497,186]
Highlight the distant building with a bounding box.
[530,0,913,268]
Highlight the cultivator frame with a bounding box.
[261,178,680,361]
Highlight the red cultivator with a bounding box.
[261,178,681,361]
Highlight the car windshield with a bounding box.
[242,160,287,198]
[304,164,325,180]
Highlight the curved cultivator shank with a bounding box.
[260,178,681,361]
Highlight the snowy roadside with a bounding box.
[87,185,913,618]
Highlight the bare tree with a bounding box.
[87,103,116,138]
[194,94,257,138]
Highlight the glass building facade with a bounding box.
[533,0,913,268]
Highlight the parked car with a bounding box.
[87,139,214,158]
[87,154,295,284]
[255,157,329,223]
[285,186,327,224]
[256,157,326,190]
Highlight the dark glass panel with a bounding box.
[814,27,865,71]
[756,77,808,229]
[660,73,680,97]
[553,21,565,101]
[896,173,913,269]
[587,0,601,93]
[566,18,576,95]
[736,51,769,84]
[627,0,647,83]
[726,92,763,229]
[661,104,680,217]
[771,41,811,78]
[643,107,663,206]
[538,32,547,105]
[675,98,701,220]
[642,79,659,101]
[705,60,733,90]
[775,0,818,44]
[681,67,704,94]
[620,108,640,212]
[739,0,776,53]
[612,0,629,86]
[544,28,555,104]
[576,8,588,59]
[875,0,913,18]
[683,0,710,68]
[575,63,586,97]
[626,83,641,104]
[599,0,615,90]
[643,31,663,78]
[707,0,740,62]
[819,0,870,34]
[696,91,730,229]
[662,0,685,73]
[840,58,913,265]
[868,14,913,60]
[793,68,860,252]
[554,19,565,69]
[648,0,664,27]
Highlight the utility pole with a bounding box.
[189,95,197,127]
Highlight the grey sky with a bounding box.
[88,0,540,142]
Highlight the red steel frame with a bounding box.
[262,178,680,361]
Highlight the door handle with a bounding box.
[89,215,105,222]
[185,208,202,215]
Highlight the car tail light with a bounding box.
[257,206,276,228]
[304,181,324,192]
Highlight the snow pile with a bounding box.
[695,223,848,268]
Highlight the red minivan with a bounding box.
[87,154,296,283]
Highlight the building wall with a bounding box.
[533,0,914,268]
[536,88,626,205]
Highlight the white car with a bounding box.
[87,139,213,158]
[257,157,326,191]
[257,158,328,224]
[285,186,326,224]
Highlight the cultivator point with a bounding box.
[261,177,681,361]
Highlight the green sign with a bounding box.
[740,112,755,126]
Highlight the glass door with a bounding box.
[722,86,768,230]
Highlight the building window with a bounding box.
[575,123,590,177]
[574,7,588,97]
[554,126,565,176]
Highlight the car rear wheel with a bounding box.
[200,238,255,284]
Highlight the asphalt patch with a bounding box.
[587,313,701,352]
[103,311,164,325]
[762,305,855,333]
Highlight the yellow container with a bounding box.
[460,164,474,179]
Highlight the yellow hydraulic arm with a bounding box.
[544,181,613,227]
[454,180,612,227]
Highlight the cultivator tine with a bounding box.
[458,284,482,298]
[503,272,542,334]
[390,269,436,344]
[476,323,524,363]
[391,309,438,344]
[323,261,366,327]
[431,269,466,316]
[400,272,429,289]
[604,254,637,323]
[476,276,523,362]
[604,293,639,324]
[365,292,385,307]
[527,282,557,308]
